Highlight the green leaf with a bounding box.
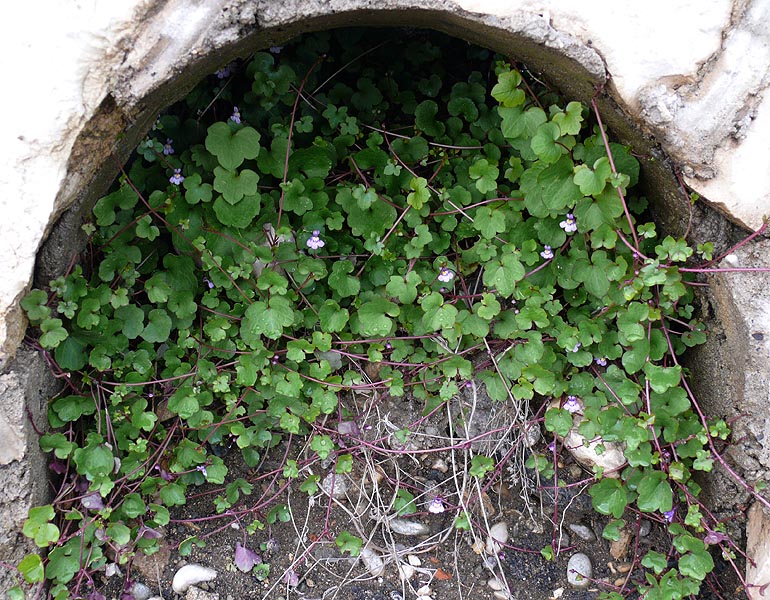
[636,470,673,513]
[531,122,563,163]
[213,166,259,205]
[335,531,362,556]
[328,260,361,298]
[414,100,445,137]
[469,455,495,478]
[491,69,525,107]
[213,193,261,228]
[473,206,506,239]
[241,297,295,343]
[520,156,582,218]
[469,158,499,194]
[644,364,682,393]
[590,479,628,518]
[573,157,612,196]
[141,309,172,343]
[23,506,60,548]
[318,300,349,332]
[544,407,573,437]
[482,252,525,297]
[407,176,431,209]
[183,172,213,204]
[18,553,45,583]
[39,318,68,349]
[355,298,399,337]
[159,482,187,506]
[21,289,50,323]
[311,435,334,461]
[205,122,261,170]
[386,271,421,304]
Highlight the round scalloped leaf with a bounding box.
[205,122,261,170]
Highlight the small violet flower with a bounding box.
[163,138,174,155]
[540,245,554,260]
[230,106,242,124]
[595,356,608,367]
[203,277,214,289]
[306,230,325,250]
[559,212,577,233]
[438,267,455,283]
[428,497,446,514]
[663,507,676,523]
[196,465,208,478]
[269,46,283,54]
[215,64,232,79]
[571,342,582,353]
[563,395,581,414]
[169,168,184,185]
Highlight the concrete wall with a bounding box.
[1,0,769,593]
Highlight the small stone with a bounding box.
[321,473,348,499]
[488,577,503,590]
[172,565,217,594]
[614,577,626,587]
[567,464,583,479]
[361,546,384,577]
[567,553,592,588]
[305,578,315,588]
[131,582,152,600]
[493,591,510,600]
[569,523,596,542]
[416,585,432,597]
[617,562,632,573]
[407,554,421,567]
[390,518,430,536]
[186,587,219,600]
[399,563,415,580]
[431,458,449,473]
[486,522,509,555]
[472,539,485,554]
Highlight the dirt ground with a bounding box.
[96,385,743,600]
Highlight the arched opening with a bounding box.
[4,4,768,599]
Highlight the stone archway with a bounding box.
[2,0,769,594]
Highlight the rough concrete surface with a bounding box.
[1,0,770,594]
[0,349,60,592]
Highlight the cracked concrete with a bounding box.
[2,0,770,593]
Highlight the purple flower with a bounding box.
[428,497,445,514]
[559,213,577,233]
[285,570,299,586]
[203,277,214,289]
[540,245,554,260]
[595,357,608,367]
[169,168,184,185]
[438,267,455,283]
[196,465,208,478]
[163,138,174,155]
[215,63,232,79]
[663,507,676,523]
[571,342,581,353]
[230,106,241,124]
[563,395,581,413]
[269,46,283,54]
[306,230,325,250]
[547,441,557,452]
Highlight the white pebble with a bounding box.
[639,520,651,537]
[567,553,592,588]
[172,564,217,594]
[360,546,384,577]
[407,554,421,566]
[399,563,415,580]
[487,577,503,590]
[416,585,432,597]
[522,422,542,447]
[485,522,509,555]
[493,591,510,600]
[390,518,430,536]
[724,253,739,267]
